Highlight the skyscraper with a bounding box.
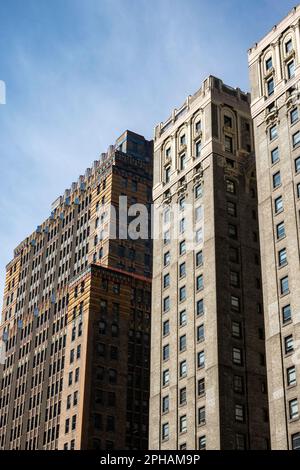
[249,5,300,450]
[149,76,270,450]
[0,130,153,450]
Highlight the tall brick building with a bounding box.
[149,76,270,450]
[0,130,152,450]
[249,5,300,450]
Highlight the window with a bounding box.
[226,179,235,194]
[197,324,205,342]
[195,120,201,133]
[267,77,274,96]
[195,184,203,198]
[233,347,242,365]
[163,344,169,361]
[196,228,203,244]
[163,320,170,336]
[225,135,233,153]
[197,299,204,316]
[164,229,170,245]
[166,147,171,159]
[179,197,185,211]
[179,218,185,234]
[180,134,186,146]
[271,147,279,164]
[196,274,203,291]
[165,166,170,183]
[289,399,298,420]
[198,351,205,368]
[227,201,236,217]
[179,360,187,377]
[285,335,294,354]
[162,423,169,440]
[276,221,285,239]
[179,286,186,302]
[265,57,272,71]
[273,171,281,188]
[198,378,205,396]
[232,321,241,338]
[179,387,186,405]
[235,404,244,422]
[287,60,295,79]
[72,415,77,431]
[278,248,287,266]
[163,296,170,312]
[179,335,186,352]
[179,262,186,278]
[179,415,187,433]
[180,154,187,171]
[269,125,277,141]
[231,295,240,311]
[293,131,300,148]
[162,396,169,413]
[292,433,300,450]
[291,108,298,124]
[163,273,170,288]
[274,196,283,213]
[162,370,169,386]
[196,250,203,266]
[295,157,300,173]
[195,205,203,221]
[233,375,244,394]
[287,366,296,386]
[179,309,187,326]
[280,276,289,295]
[198,407,206,425]
[179,240,186,255]
[236,434,246,450]
[164,251,170,266]
[285,39,293,54]
[195,141,201,157]
[297,182,300,198]
[65,418,70,434]
[228,224,237,239]
[224,115,233,127]
[282,304,292,324]
[199,436,206,450]
[230,271,239,287]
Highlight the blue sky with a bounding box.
[0,0,296,300]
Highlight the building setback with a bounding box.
[249,5,300,451]
[149,76,270,450]
[0,130,153,450]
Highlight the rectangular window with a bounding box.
[274,196,283,213]
[196,250,203,266]
[280,276,289,295]
[162,370,169,386]
[233,347,242,365]
[163,296,170,312]
[162,396,169,413]
[179,309,187,326]
[196,228,203,244]
[163,273,170,288]
[163,320,170,336]
[164,251,170,266]
[227,201,237,217]
[180,154,186,170]
[230,271,239,287]
[287,366,296,386]
[165,166,170,183]
[196,274,203,291]
[197,324,205,342]
[195,184,203,199]
[195,141,201,157]
[273,171,281,188]
[228,224,237,239]
[199,436,206,450]
[233,375,244,394]
[267,77,274,96]
[179,218,185,234]
[179,197,185,211]
[179,387,186,405]
[235,404,244,422]
[285,39,293,54]
[226,179,235,194]
[198,351,205,368]
[271,147,279,164]
[198,407,206,425]
[236,434,246,450]
[163,344,169,361]
[179,286,186,302]
[179,262,186,278]
[269,125,277,141]
[179,240,186,255]
[179,415,187,433]
[289,399,298,420]
[297,183,300,198]
[225,135,233,153]
[292,433,300,450]
[276,221,285,239]
[197,299,204,316]
[179,335,186,352]
[180,134,186,146]
[198,378,205,396]
[285,335,294,354]
[195,205,203,221]
[295,157,300,173]
[288,60,295,79]
[162,423,169,440]
[266,57,272,70]
[231,295,240,311]
[179,360,187,377]
[232,321,241,338]
[293,131,300,148]
[278,248,287,266]
[291,108,298,124]
[282,304,292,323]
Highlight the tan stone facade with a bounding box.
[249,5,300,451]
[0,131,152,449]
[149,76,270,450]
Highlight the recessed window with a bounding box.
[179,286,186,302]
[282,304,292,323]
[179,415,187,433]
[297,182,300,198]
[287,366,296,386]
[163,320,169,336]
[198,406,206,425]
[295,156,300,173]
[231,295,240,311]
[233,347,243,365]
[195,141,201,157]
[179,360,187,377]
[228,224,237,239]
[199,435,206,450]
[230,270,239,287]
[293,131,300,148]
[180,153,186,170]
[195,120,201,133]
[197,299,204,316]
[289,399,298,420]
[280,276,289,295]
[269,125,278,140]
[179,240,186,255]
[163,273,170,288]
[225,135,233,153]
[287,60,295,79]
[292,433,300,450]
[162,423,169,440]
[227,201,237,217]
[179,196,185,211]
[274,196,283,213]
[195,184,203,199]
[179,309,187,326]
[163,296,170,312]
[233,375,244,394]
[232,321,242,338]
[285,335,294,354]
[196,250,203,267]
[273,171,281,188]
[163,344,169,361]
[224,115,233,127]
[226,179,236,194]
[278,248,287,266]
[276,221,285,239]
[271,147,279,164]
[179,387,187,405]
[195,205,203,221]
[235,404,245,422]
[196,274,204,291]
[267,77,274,96]
[291,108,298,124]
[166,147,171,158]
[179,217,185,234]
[165,166,170,183]
[179,262,186,278]
[197,324,205,342]
[180,134,186,146]
[285,39,293,54]
[164,251,170,266]
[162,369,169,386]
[236,433,246,450]
[198,351,205,368]
[179,334,186,352]
[198,378,205,396]
[162,395,169,413]
[265,57,273,71]
[196,228,203,244]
